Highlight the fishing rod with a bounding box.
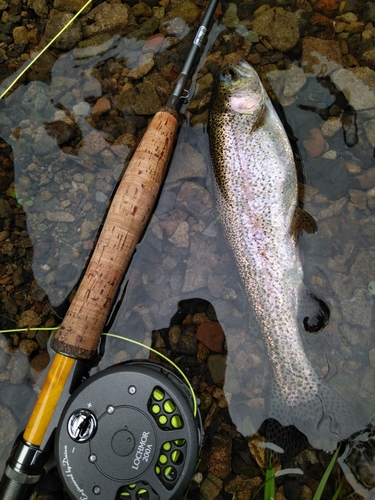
[0,0,219,497]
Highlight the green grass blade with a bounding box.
[264,466,275,500]
[331,482,343,500]
[312,446,340,500]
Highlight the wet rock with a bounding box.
[167,143,207,183]
[225,475,263,500]
[176,181,213,219]
[28,0,48,17]
[10,351,29,383]
[19,339,39,357]
[364,119,375,148]
[164,0,200,26]
[352,168,375,189]
[0,199,13,218]
[315,0,339,17]
[252,7,300,52]
[81,130,108,154]
[196,320,225,353]
[46,212,75,222]
[80,219,101,240]
[127,53,154,79]
[168,221,189,248]
[0,384,36,417]
[114,83,161,115]
[129,17,160,40]
[28,51,56,84]
[341,288,372,327]
[177,326,197,355]
[132,2,152,18]
[321,116,342,137]
[363,1,375,23]
[12,25,28,46]
[346,248,375,297]
[17,309,41,328]
[370,348,375,369]
[53,0,89,13]
[361,49,375,69]
[143,72,170,104]
[0,405,17,448]
[92,97,110,117]
[81,2,131,38]
[44,119,80,146]
[43,10,82,50]
[349,189,367,210]
[200,473,222,500]
[208,354,226,385]
[30,350,50,371]
[303,128,325,158]
[0,348,9,369]
[36,329,50,350]
[207,435,232,478]
[301,37,342,76]
[282,65,307,98]
[331,67,375,110]
[222,3,240,29]
[308,158,349,201]
[182,237,218,292]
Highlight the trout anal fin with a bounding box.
[291,206,317,236]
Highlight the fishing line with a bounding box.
[0,326,198,417]
[0,0,92,99]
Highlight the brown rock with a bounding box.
[207,435,232,478]
[352,168,375,189]
[303,128,325,157]
[302,36,342,75]
[19,339,39,357]
[81,130,108,154]
[54,0,90,13]
[196,321,225,353]
[92,97,111,116]
[82,2,131,38]
[225,475,263,499]
[17,310,41,328]
[314,0,339,17]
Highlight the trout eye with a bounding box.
[220,67,237,82]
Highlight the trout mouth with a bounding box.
[218,61,265,116]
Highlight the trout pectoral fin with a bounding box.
[291,207,317,236]
[298,284,330,333]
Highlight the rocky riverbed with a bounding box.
[0,0,375,498]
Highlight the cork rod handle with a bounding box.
[50,107,179,359]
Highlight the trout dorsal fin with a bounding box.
[291,207,317,236]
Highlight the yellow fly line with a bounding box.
[0,327,198,418]
[0,0,92,100]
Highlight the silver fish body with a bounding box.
[209,60,365,449]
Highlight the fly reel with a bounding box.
[55,361,203,500]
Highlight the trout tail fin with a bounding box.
[269,380,367,452]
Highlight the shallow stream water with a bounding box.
[0,0,375,498]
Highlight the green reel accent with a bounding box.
[118,482,157,500]
[148,387,184,431]
[155,440,187,490]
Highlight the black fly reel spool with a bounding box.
[55,361,203,500]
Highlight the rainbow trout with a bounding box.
[209,60,365,450]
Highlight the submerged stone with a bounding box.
[252,7,300,52]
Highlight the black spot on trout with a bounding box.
[209,60,366,451]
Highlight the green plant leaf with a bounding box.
[331,482,343,500]
[312,446,340,500]
[264,466,275,500]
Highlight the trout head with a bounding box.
[211,60,266,122]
